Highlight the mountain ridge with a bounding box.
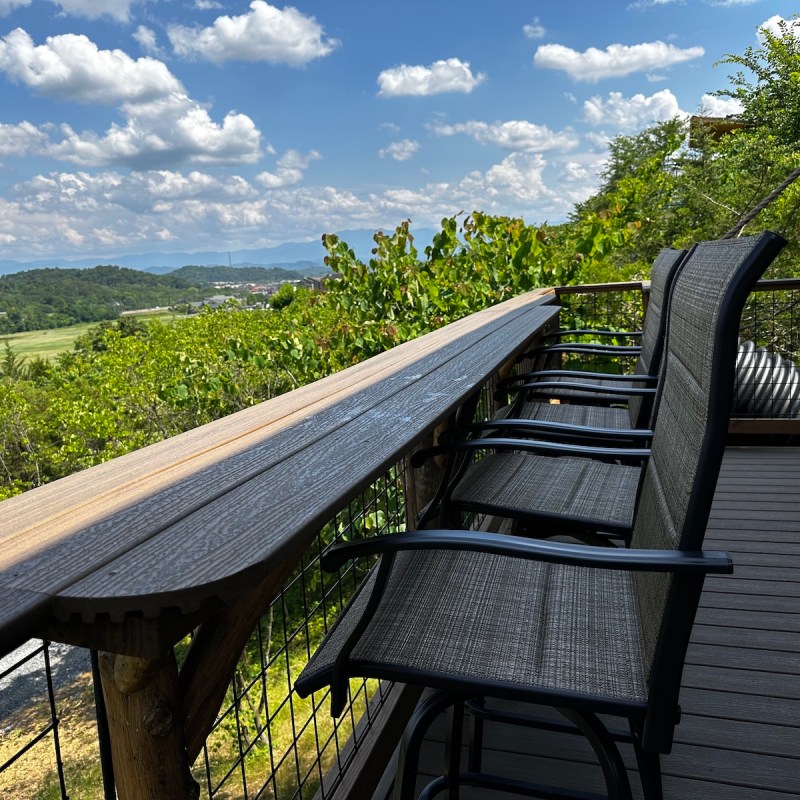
[0,228,438,275]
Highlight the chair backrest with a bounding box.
[626,247,687,427]
[628,232,786,751]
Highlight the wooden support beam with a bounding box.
[99,650,199,800]
[179,556,301,764]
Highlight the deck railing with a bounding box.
[0,288,558,800]
[1,277,797,800]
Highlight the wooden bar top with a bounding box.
[0,290,558,656]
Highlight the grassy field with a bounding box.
[1,312,187,361]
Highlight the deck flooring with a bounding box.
[399,446,800,799]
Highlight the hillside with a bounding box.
[0,265,205,333]
[170,264,323,284]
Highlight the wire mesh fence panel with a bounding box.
[195,465,408,800]
[735,282,800,418]
[0,467,409,800]
[0,640,99,800]
[550,286,645,375]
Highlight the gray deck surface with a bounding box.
[404,446,800,799]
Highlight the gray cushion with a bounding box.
[515,400,633,429]
[451,452,639,532]
[299,549,649,705]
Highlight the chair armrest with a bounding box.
[509,381,657,397]
[411,436,650,467]
[439,420,655,443]
[523,342,642,358]
[544,328,642,342]
[322,530,733,575]
[503,370,657,386]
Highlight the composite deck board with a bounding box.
[0,291,558,641]
[400,446,800,799]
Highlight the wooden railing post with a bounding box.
[405,425,447,530]
[99,650,199,800]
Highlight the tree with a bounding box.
[715,16,800,146]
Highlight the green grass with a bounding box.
[1,312,188,361]
[1,323,99,360]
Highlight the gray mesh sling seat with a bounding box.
[410,237,780,543]
[294,232,786,800]
[496,247,687,427]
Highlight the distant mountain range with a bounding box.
[0,227,438,275]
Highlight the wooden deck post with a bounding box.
[99,650,199,800]
[405,426,446,529]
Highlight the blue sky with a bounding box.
[0,1,797,263]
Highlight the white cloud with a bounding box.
[378,139,420,161]
[133,26,162,57]
[1,147,610,260]
[378,58,486,97]
[698,93,743,117]
[194,0,223,8]
[0,29,183,104]
[0,0,31,15]
[256,149,321,188]
[46,93,262,168]
[534,40,704,82]
[523,19,545,40]
[583,89,685,129]
[168,0,338,65]
[0,120,48,156]
[0,29,265,168]
[430,119,578,153]
[759,15,800,42]
[2,169,385,258]
[376,154,551,218]
[627,0,681,9]
[3,172,265,256]
[585,131,613,150]
[562,161,588,180]
[50,0,137,23]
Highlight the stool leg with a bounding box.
[394,690,464,800]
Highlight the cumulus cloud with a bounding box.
[2,147,608,260]
[0,29,265,168]
[759,15,800,42]
[0,120,49,156]
[0,29,183,104]
[256,149,321,188]
[430,119,579,153]
[168,1,339,65]
[46,94,262,168]
[534,40,704,81]
[377,58,486,97]
[2,169,277,256]
[378,139,420,161]
[585,131,613,150]
[0,0,31,15]
[583,89,685,129]
[2,168,387,258]
[372,153,573,224]
[50,0,138,23]
[133,26,162,57]
[698,93,743,117]
[523,18,545,39]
